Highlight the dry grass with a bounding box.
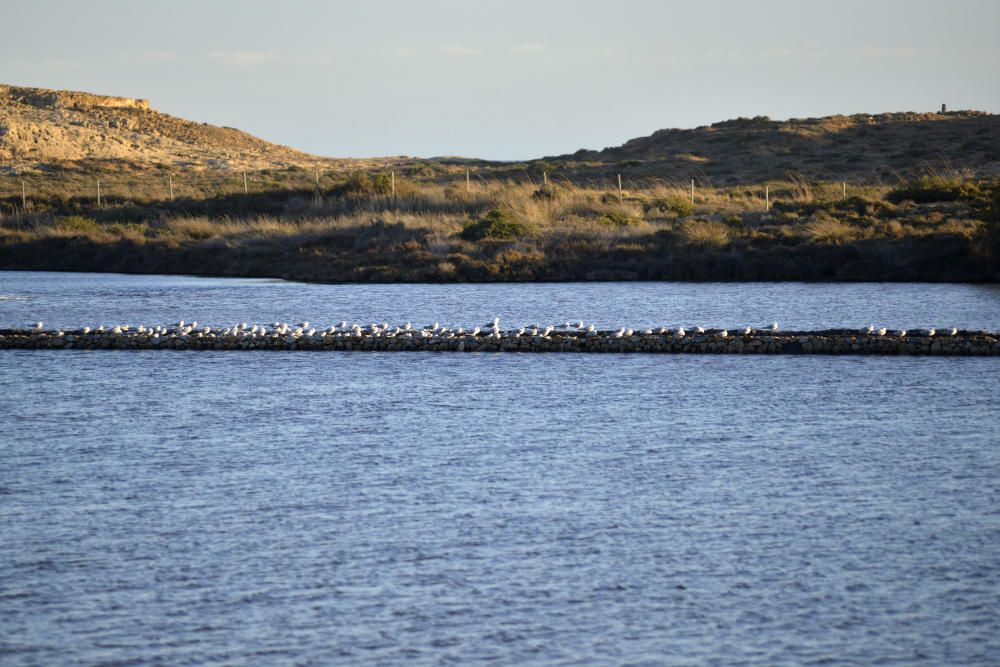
[1,171,996,282]
[680,220,731,247]
[804,216,858,245]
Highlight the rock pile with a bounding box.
[1,324,998,356]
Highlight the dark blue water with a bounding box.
[2,272,999,666]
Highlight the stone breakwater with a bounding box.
[2,327,999,356]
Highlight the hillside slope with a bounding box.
[0,84,329,170]
[551,112,1000,184]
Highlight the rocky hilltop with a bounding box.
[0,84,328,170]
[552,111,1000,184]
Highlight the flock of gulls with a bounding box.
[25,319,959,339]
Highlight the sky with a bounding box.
[3,0,999,160]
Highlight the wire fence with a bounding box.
[1,165,879,219]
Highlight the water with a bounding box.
[2,272,999,666]
[2,271,1000,331]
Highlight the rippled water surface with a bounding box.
[1,272,999,666]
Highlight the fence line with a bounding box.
[2,168,869,216]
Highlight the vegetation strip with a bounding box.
[3,327,997,356]
[2,171,998,283]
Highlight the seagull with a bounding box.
[676,327,686,337]
[542,326,553,337]
[950,327,958,336]
[770,322,779,331]
[866,324,875,334]
[694,326,705,334]
[744,326,752,335]
[878,327,887,336]
[612,327,626,338]
[32,321,43,331]
[719,330,728,338]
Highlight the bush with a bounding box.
[460,208,536,241]
[598,211,641,227]
[804,216,857,245]
[532,184,558,201]
[337,171,393,197]
[680,220,730,247]
[56,215,101,234]
[644,196,694,217]
[887,175,982,204]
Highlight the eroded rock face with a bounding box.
[1,85,150,111]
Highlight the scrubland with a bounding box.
[1,169,997,282]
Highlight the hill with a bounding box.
[549,112,1000,185]
[0,84,331,171]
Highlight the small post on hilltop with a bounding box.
[617,174,623,202]
[21,178,26,210]
[97,179,101,207]
[391,170,395,198]
[543,171,548,186]
[466,168,470,193]
[315,169,320,188]
[690,178,695,204]
[765,185,769,211]
[243,172,248,194]
[842,180,847,199]
[168,174,174,201]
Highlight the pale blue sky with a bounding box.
[3,0,998,160]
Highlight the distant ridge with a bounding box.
[549,111,1000,184]
[0,84,330,170]
[3,84,999,184]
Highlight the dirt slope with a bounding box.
[0,84,329,170]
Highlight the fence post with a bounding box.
[617,174,623,202]
[97,179,101,207]
[842,180,846,199]
[543,171,548,186]
[765,185,769,211]
[243,172,248,194]
[690,179,695,204]
[168,175,174,201]
[21,178,26,210]
[466,168,470,193]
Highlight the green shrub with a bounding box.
[597,211,641,227]
[56,215,101,234]
[460,208,536,241]
[338,171,393,196]
[644,196,694,217]
[371,172,393,195]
